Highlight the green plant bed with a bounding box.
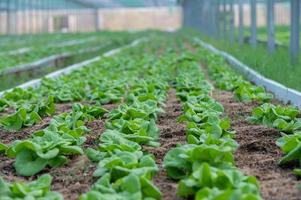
[198,35,301,92]
[239,25,294,45]
[0,48,103,91]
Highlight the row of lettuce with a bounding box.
[0,60,118,198]
[78,38,184,199]
[162,53,262,199]
[0,34,174,130]
[0,55,128,130]
[197,45,301,179]
[80,59,172,200]
[0,39,138,130]
[0,37,176,199]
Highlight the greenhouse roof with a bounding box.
[0,0,90,10]
[78,0,177,8]
[0,0,178,11]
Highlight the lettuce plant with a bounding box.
[234,82,273,103]
[2,103,107,176]
[93,151,158,178]
[86,130,142,162]
[177,163,261,199]
[108,100,162,121]
[0,108,41,131]
[186,122,238,149]
[163,144,235,180]
[0,174,63,199]
[6,130,84,176]
[276,131,301,176]
[0,96,56,131]
[80,173,161,200]
[106,118,160,147]
[248,103,301,133]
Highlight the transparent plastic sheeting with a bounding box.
[0,38,145,97]
[195,38,301,110]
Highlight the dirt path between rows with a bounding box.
[144,89,186,200]
[213,89,301,200]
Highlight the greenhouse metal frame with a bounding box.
[182,0,300,62]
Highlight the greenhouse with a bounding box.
[0,0,301,199]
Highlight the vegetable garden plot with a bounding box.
[0,34,300,200]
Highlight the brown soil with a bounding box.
[0,157,25,182]
[145,90,186,200]
[0,155,97,199]
[50,155,97,199]
[84,120,106,148]
[213,89,301,200]
[0,102,117,199]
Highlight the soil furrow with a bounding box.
[144,89,186,200]
[213,89,301,200]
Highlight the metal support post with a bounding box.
[267,0,275,53]
[250,0,257,47]
[238,0,244,45]
[290,0,300,63]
